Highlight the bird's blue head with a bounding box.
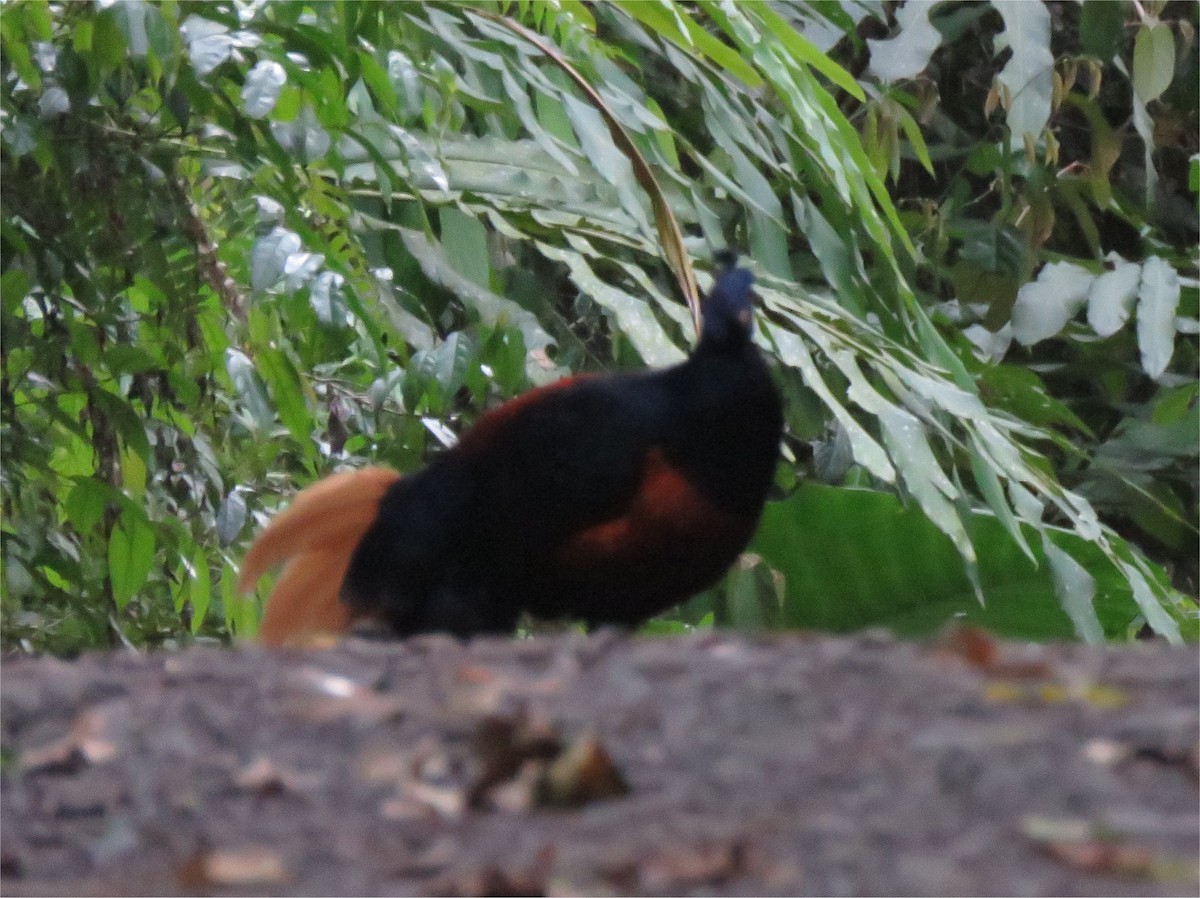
[701,252,757,346]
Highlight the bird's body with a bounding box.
[241,259,782,645]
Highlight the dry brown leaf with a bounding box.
[537,733,629,809]
[19,703,127,774]
[1039,839,1156,877]
[194,846,290,886]
[235,755,321,795]
[405,780,466,820]
[639,841,743,892]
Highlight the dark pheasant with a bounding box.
[240,256,783,644]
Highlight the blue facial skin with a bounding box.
[702,263,756,345]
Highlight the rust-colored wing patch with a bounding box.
[560,448,750,563]
[457,375,588,453]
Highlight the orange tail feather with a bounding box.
[240,466,401,646]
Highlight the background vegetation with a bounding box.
[2,0,1196,654]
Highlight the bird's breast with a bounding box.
[532,446,760,624]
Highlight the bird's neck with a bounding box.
[658,337,781,514]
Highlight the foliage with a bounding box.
[1,0,1195,653]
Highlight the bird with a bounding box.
[239,254,783,645]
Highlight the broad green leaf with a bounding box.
[224,348,274,428]
[439,207,490,290]
[1081,0,1126,61]
[1133,22,1175,102]
[1,268,31,314]
[270,105,330,162]
[387,49,424,122]
[242,59,287,118]
[720,555,785,630]
[753,483,1141,641]
[188,545,211,634]
[1120,559,1181,643]
[120,445,146,500]
[179,16,232,76]
[1011,261,1095,345]
[110,0,151,58]
[561,93,650,236]
[866,0,943,82]
[877,405,980,592]
[254,346,315,458]
[1151,382,1199,426]
[1042,534,1103,643]
[399,226,555,358]
[65,477,114,534]
[1136,256,1180,379]
[221,562,258,639]
[763,319,896,483]
[107,509,155,612]
[994,2,1054,148]
[309,271,347,326]
[740,3,863,99]
[215,489,247,546]
[1087,255,1141,336]
[612,0,763,89]
[251,227,303,291]
[540,242,685,367]
[91,389,151,461]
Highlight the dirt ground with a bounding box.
[1,629,1197,896]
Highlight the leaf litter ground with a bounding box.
[2,630,1196,895]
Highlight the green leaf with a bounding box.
[613,0,763,89]
[994,2,1054,148]
[107,509,155,612]
[1151,383,1199,426]
[439,207,490,290]
[180,15,233,76]
[749,2,864,99]
[120,445,146,499]
[978,365,1091,434]
[1011,262,1095,345]
[398,225,555,357]
[1136,256,1180,379]
[753,483,1142,641]
[91,8,128,69]
[865,0,943,83]
[91,389,151,461]
[188,545,211,634]
[224,348,275,428]
[215,489,248,547]
[1133,22,1175,102]
[895,105,935,175]
[242,59,287,118]
[251,227,303,291]
[222,561,258,640]
[1087,257,1141,337]
[540,243,685,366]
[1042,534,1103,643]
[254,345,315,458]
[1,269,30,315]
[65,477,115,534]
[1080,0,1127,61]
